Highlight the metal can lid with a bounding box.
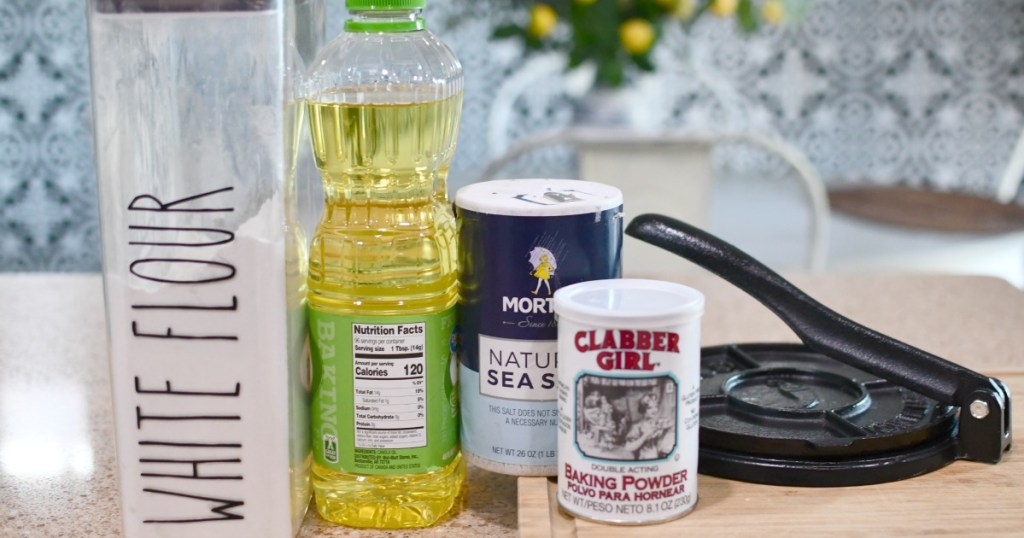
[455,179,623,217]
[553,278,704,328]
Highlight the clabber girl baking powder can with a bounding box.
[553,279,705,524]
[456,179,623,476]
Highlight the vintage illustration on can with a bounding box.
[576,375,677,461]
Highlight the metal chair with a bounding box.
[479,126,831,273]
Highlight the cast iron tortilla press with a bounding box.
[625,214,1012,487]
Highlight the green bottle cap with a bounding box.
[346,0,426,10]
[345,0,426,31]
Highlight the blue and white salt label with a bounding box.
[456,180,623,475]
[478,335,557,400]
[461,335,560,467]
[460,365,560,466]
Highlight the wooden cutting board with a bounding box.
[520,375,1022,537]
[519,274,1024,537]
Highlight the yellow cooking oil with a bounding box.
[305,90,465,529]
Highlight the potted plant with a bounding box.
[493,0,789,89]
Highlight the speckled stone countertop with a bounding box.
[3,272,1020,537]
[0,274,517,538]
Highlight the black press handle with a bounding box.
[626,213,1010,463]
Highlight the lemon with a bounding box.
[672,0,696,20]
[619,18,655,55]
[527,4,558,38]
[653,0,677,9]
[761,0,784,24]
[709,0,738,17]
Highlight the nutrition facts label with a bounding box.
[351,322,427,449]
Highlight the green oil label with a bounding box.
[309,307,459,475]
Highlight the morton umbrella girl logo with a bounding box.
[529,247,557,296]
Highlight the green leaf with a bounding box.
[568,46,588,69]
[492,23,524,40]
[632,53,656,72]
[636,0,661,18]
[574,0,622,56]
[737,0,759,33]
[596,58,625,88]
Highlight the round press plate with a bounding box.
[698,344,960,486]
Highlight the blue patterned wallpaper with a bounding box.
[1,0,97,271]
[1,0,1022,271]
[471,0,1024,192]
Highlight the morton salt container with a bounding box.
[553,279,704,524]
[456,179,623,476]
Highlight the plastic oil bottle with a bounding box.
[303,0,464,529]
